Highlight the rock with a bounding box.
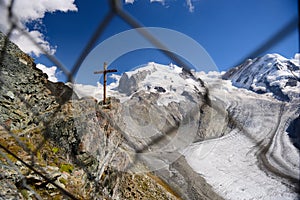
[0,166,24,200]
[0,179,24,200]
[117,69,151,95]
[154,86,166,93]
[286,114,300,149]
[4,91,14,100]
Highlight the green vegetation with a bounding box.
[60,164,74,173]
[20,189,29,199]
[0,126,87,199]
[59,177,67,185]
[52,147,59,153]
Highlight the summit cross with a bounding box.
[94,62,117,104]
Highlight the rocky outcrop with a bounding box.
[0,32,93,199]
[286,114,300,149]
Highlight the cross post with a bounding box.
[94,62,117,104]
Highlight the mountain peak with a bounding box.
[261,53,287,60]
[117,62,205,106]
[223,53,300,102]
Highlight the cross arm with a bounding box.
[106,69,117,73]
[94,69,117,74]
[94,70,104,74]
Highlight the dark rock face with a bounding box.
[286,115,300,149]
[154,86,166,93]
[285,78,298,87]
[0,33,77,130]
[45,81,77,104]
[0,52,54,130]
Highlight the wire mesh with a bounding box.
[0,0,298,199]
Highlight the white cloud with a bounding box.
[0,0,77,57]
[125,0,195,12]
[125,0,135,3]
[291,53,300,66]
[186,0,195,12]
[150,0,165,3]
[10,30,56,56]
[36,63,59,82]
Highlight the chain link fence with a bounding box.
[0,0,298,199]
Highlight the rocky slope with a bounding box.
[0,32,194,199]
[0,31,96,199]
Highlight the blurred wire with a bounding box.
[234,16,298,67]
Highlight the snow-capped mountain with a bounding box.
[115,58,299,199]
[117,62,207,105]
[70,55,300,200]
[222,53,300,102]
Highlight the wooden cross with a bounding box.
[94,62,117,104]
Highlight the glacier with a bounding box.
[183,73,299,199]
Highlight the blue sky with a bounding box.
[1,0,298,83]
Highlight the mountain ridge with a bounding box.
[222,53,300,102]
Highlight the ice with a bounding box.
[251,83,266,92]
[182,74,299,200]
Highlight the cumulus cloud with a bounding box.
[125,0,195,12]
[36,63,59,82]
[0,0,77,57]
